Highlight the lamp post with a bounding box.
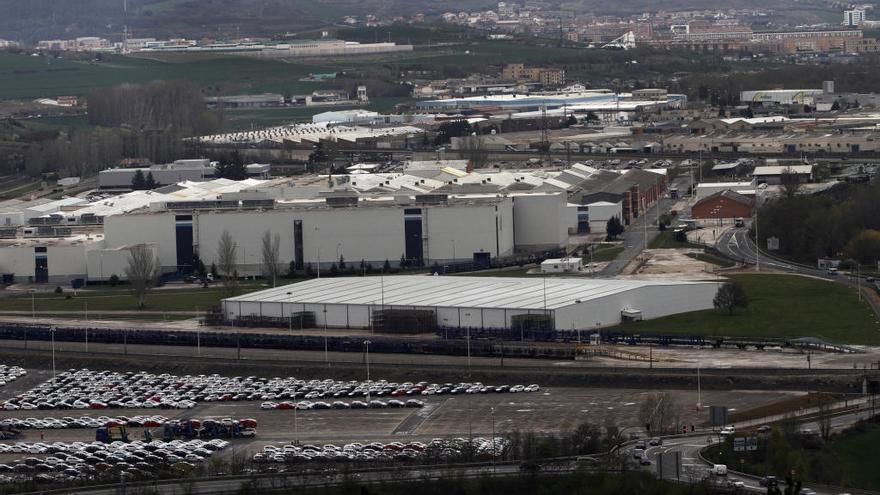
[323,307,329,365]
[50,326,56,382]
[451,240,456,272]
[286,292,293,332]
[491,406,496,473]
[293,386,298,445]
[364,340,372,403]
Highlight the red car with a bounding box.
[276,402,295,410]
[239,418,258,429]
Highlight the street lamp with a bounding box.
[50,326,56,381]
[364,340,372,403]
[29,289,36,319]
[286,292,293,332]
[491,406,496,473]
[323,306,329,365]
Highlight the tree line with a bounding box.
[86,80,222,135]
[757,177,880,265]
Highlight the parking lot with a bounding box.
[0,365,802,486]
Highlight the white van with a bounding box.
[712,464,728,476]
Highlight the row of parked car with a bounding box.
[0,438,228,484]
[261,399,424,410]
[3,368,538,411]
[0,365,26,387]
[0,415,255,431]
[254,437,506,464]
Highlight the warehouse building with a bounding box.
[221,276,721,331]
[691,190,755,219]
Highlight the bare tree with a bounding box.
[462,133,488,170]
[817,399,832,441]
[639,392,681,435]
[217,230,239,297]
[261,230,281,287]
[124,244,158,308]
[780,167,802,200]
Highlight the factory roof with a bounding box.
[752,165,813,176]
[224,276,714,311]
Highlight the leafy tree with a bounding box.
[845,229,880,265]
[215,150,247,180]
[338,255,346,271]
[605,216,624,241]
[713,282,749,315]
[433,120,473,145]
[131,169,146,190]
[383,259,391,272]
[399,253,407,269]
[144,171,156,189]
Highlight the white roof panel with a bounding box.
[224,276,716,311]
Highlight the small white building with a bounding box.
[540,257,583,273]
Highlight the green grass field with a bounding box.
[605,273,880,345]
[586,245,624,263]
[0,282,273,313]
[686,252,735,268]
[648,230,704,249]
[0,52,329,100]
[834,424,880,490]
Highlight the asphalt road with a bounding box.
[632,402,880,495]
[25,462,522,495]
[599,175,691,276]
[717,225,880,319]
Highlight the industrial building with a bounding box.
[0,161,660,284]
[220,276,721,331]
[691,190,755,219]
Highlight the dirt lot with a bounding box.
[619,248,718,280]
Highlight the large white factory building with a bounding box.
[221,276,721,330]
[0,161,662,284]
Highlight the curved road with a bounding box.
[717,226,880,319]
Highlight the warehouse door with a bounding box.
[175,215,194,273]
[293,220,304,270]
[34,246,48,283]
[403,208,423,266]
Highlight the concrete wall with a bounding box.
[587,202,623,233]
[104,200,514,277]
[0,241,98,283]
[104,214,177,272]
[512,193,569,251]
[554,282,720,330]
[0,246,34,281]
[0,212,23,227]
